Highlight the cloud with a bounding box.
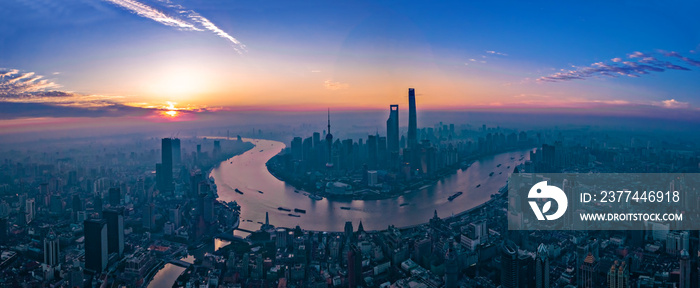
[536,50,696,83]
[185,11,246,53]
[324,80,349,90]
[0,69,61,96]
[103,0,200,30]
[0,67,175,119]
[662,51,700,67]
[486,50,508,56]
[654,99,691,109]
[628,51,649,59]
[103,0,245,52]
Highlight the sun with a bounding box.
[158,101,182,118]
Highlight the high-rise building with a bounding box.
[25,198,36,224]
[325,109,333,168]
[189,172,204,199]
[72,194,82,222]
[108,187,120,207]
[501,240,519,288]
[143,203,155,230]
[0,218,7,245]
[386,104,399,155]
[43,229,60,267]
[160,138,173,193]
[291,137,303,160]
[607,260,629,288]
[172,138,181,166]
[407,88,417,148]
[50,194,62,214]
[70,266,83,288]
[213,140,221,155]
[348,244,362,288]
[84,219,108,273]
[94,194,103,216]
[275,228,287,248]
[103,207,124,257]
[344,221,353,242]
[203,193,215,223]
[536,243,550,288]
[680,250,691,288]
[580,253,598,288]
[170,205,180,228]
[367,135,378,169]
[444,248,458,288]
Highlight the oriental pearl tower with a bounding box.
[325,108,334,168]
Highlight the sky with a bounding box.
[1,0,700,126]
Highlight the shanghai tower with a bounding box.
[386,105,399,153]
[407,88,417,148]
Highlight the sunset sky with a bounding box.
[1,0,700,123]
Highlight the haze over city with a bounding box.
[2,0,700,135]
[2,1,700,288]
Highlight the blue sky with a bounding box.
[1,0,699,122]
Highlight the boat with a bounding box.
[476,184,481,188]
[257,221,263,224]
[400,203,410,207]
[294,190,300,193]
[309,194,323,200]
[340,206,351,210]
[235,188,244,195]
[259,150,264,152]
[489,172,494,177]
[278,207,291,212]
[448,191,463,201]
[507,166,510,169]
[497,164,502,167]
[294,208,306,214]
[288,213,301,217]
[258,190,264,194]
[499,172,502,174]
[246,219,253,222]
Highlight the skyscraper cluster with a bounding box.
[283,88,460,192]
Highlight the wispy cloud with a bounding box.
[185,11,246,53]
[537,50,699,82]
[103,0,245,53]
[653,99,691,109]
[324,80,349,90]
[103,0,200,30]
[0,67,198,119]
[662,51,700,67]
[0,69,61,96]
[486,50,508,56]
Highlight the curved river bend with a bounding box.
[210,138,531,232]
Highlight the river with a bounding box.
[147,239,230,288]
[210,138,532,232]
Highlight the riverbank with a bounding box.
[210,138,531,232]
[266,145,532,201]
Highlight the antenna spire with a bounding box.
[327,108,331,135]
